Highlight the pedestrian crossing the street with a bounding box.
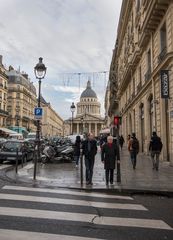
[0,185,172,240]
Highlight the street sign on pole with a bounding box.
[34,107,43,120]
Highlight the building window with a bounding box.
[145,49,151,81]
[158,23,167,63]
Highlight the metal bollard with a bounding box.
[80,150,83,186]
[117,162,121,183]
[15,148,19,174]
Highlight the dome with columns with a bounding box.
[76,80,101,117]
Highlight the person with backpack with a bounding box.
[149,131,163,171]
[128,133,139,169]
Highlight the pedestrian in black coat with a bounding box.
[82,133,97,185]
[101,136,120,185]
[74,135,81,167]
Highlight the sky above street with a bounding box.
[0,0,122,119]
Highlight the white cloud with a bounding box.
[0,0,122,119]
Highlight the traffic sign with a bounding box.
[34,107,43,119]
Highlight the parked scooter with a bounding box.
[41,145,56,163]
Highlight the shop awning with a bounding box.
[0,127,17,134]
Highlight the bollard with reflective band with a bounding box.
[117,162,121,182]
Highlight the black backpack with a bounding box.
[132,138,139,152]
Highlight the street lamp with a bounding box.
[34,57,46,180]
[70,102,76,135]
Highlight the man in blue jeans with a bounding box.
[82,133,97,185]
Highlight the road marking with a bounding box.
[2,185,133,200]
[0,165,12,170]
[94,216,173,230]
[0,207,171,230]
[0,193,146,210]
[0,229,102,240]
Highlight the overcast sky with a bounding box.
[0,0,122,119]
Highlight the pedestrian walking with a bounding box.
[74,135,81,168]
[82,133,97,185]
[119,135,125,150]
[101,136,120,185]
[149,131,163,171]
[128,133,139,169]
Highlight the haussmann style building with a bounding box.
[106,0,173,164]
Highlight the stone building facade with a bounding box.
[107,0,173,164]
[41,96,64,137]
[0,56,8,127]
[65,80,105,136]
[6,67,37,134]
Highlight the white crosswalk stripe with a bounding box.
[0,193,146,210]
[0,184,172,240]
[2,185,133,200]
[0,229,101,240]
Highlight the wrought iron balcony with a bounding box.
[0,109,9,116]
[158,47,167,64]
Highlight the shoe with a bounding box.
[110,181,113,185]
[156,167,159,171]
[106,182,109,186]
[86,181,90,185]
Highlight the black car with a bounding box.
[0,140,34,163]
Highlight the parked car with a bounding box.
[0,140,35,163]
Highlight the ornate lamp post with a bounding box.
[34,57,46,180]
[70,102,76,135]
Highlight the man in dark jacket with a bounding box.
[82,133,97,185]
[101,136,120,185]
[149,131,163,171]
[128,133,139,169]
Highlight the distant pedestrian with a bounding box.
[128,133,139,169]
[82,133,97,185]
[149,131,163,171]
[74,135,81,168]
[119,135,125,150]
[101,136,120,185]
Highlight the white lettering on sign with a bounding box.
[162,73,169,96]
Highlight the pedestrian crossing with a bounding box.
[0,185,172,240]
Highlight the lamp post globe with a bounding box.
[70,102,76,135]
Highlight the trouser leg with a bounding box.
[85,158,89,182]
[133,152,137,169]
[155,153,160,170]
[89,159,95,183]
[105,169,109,184]
[110,169,114,183]
[151,152,156,169]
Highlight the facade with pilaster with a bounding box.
[107,0,173,164]
[6,67,37,134]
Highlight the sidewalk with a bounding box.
[6,148,173,195]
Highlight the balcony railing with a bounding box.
[158,47,167,64]
[0,109,9,116]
